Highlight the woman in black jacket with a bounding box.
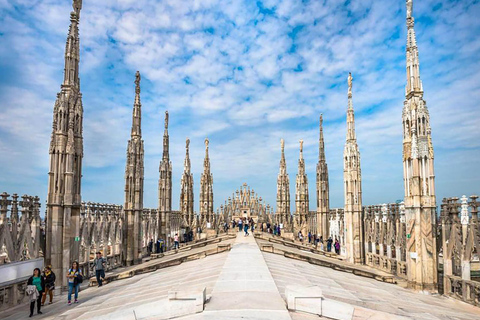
[42,265,56,305]
[27,268,45,317]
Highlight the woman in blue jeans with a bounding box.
[66,261,82,305]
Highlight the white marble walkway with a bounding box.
[186,232,292,319]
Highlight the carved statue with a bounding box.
[164,111,169,129]
[299,140,304,153]
[407,0,413,19]
[348,72,353,94]
[205,138,209,149]
[73,0,82,13]
[186,138,190,150]
[135,71,141,94]
[281,138,285,151]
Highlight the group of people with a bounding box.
[260,222,281,236]
[26,252,107,317]
[296,232,341,254]
[232,217,255,236]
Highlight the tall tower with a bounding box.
[158,111,172,246]
[123,71,144,266]
[276,139,291,229]
[199,138,214,227]
[316,115,330,240]
[295,140,309,232]
[46,0,84,290]
[180,138,194,228]
[343,72,363,264]
[402,0,437,292]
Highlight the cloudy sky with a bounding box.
[0,0,478,213]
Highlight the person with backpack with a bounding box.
[41,265,55,305]
[334,239,341,255]
[327,237,333,252]
[94,252,106,287]
[66,261,82,305]
[174,233,180,249]
[27,268,44,317]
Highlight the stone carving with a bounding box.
[407,0,413,19]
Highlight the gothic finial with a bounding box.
[299,140,304,154]
[281,138,285,152]
[320,113,323,127]
[205,138,209,150]
[73,0,82,15]
[135,71,141,95]
[348,72,353,96]
[406,0,413,19]
[186,138,190,150]
[164,111,169,129]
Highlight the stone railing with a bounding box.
[445,275,480,307]
[0,192,43,265]
[365,252,407,279]
[441,195,479,307]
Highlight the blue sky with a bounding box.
[0,0,479,213]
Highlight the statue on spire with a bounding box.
[205,138,209,150]
[164,111,169,129]
[407,0,413,19]
[135,71,141,94]
[73,0,82,14]
[281,138,285,151]
[186,138,190,150]
[348,72,353,95]
[299,140,304,153]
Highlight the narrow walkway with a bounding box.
[189,232,291,319]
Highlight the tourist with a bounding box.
[66,261,82,305]
[308,232,312,244]
[148,239,154,255]
[244,222,249,236]
[334,239,340,255]
[327,237,333,252]
[319,236,324,250]
[27,267,44,317]
[266,222,271,233]
[238,218,243,232]
[298,231,303,242]
[156,238,161,253]
[277,225,281,236]
[41,265,55,306]
[273,224,277,236]
[224,222,228,232]
[174,233,180,249]
[250,219,255,232]
[94,251,106,287]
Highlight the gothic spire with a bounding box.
[298,140,305,175]
[131,71,142,138]
[184,138,191,173]
[204,138,210,173]
[319,114,325,161]
[346,73,356,142]
[63,0,82,88]
[280,138,287,174]
[162,111,169,160]
[406,0,423,97]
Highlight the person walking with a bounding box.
[308,232,312,244]
[273,224,277,236]
[174,233,180,249]
[298,231,303,243]
[238,218,243,232]
[156,238,161,253]
[41,265,55,305]
[148,239,154,255]
[277,225,281,236]
[334,239,340,255]
[94,252,106,287]
[327,237,333,252]
[243,222,249,236]
[319,236,324,251]
[250,219,255,232]
[67,261,82,305]
[27,268,44,317]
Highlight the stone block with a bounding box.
[285,285,323,316]
[168,286,206,313]
[322,298,354,320]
